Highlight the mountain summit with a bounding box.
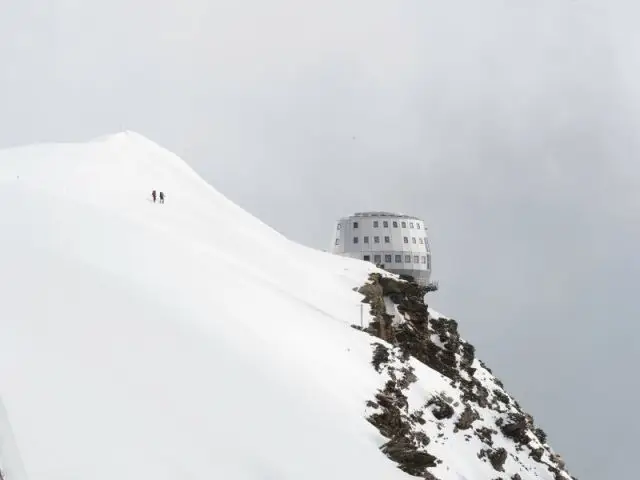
[0,132,574,480]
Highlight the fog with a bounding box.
[2,1,638,477]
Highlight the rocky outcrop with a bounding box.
[357,273,576,479]
[365,343,439,477]
[426,395,454,420]
[371,343,390,372]
[455,405,480,431]
[358,280,395,343]
[488,447,508,471]
[476,426,497,446]
[500,413,530,444]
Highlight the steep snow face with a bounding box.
[0,132,400,480]
[0,132,569,480]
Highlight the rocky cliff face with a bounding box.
[355,273,575,480]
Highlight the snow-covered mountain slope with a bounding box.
[0,132,574,480]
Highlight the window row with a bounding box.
[335,236,428,245]
[343,220,422,230]
[403,236,427,245]
[363,253,431,267]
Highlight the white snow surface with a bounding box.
[0,132,562,480]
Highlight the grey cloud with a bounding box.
[1,1,639,478]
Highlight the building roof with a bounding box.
[345,211,423,221]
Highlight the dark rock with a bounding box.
[488,447,507,472]
[426,395,455,420]
[534,427,548,445]
[475,426,496,446]
[460,342,476,368]
[550,452,566,469]
[358,276,396,342]
[455,405,479,430]
[358,279,383,303]
[381,438,437,476]
[398,366,418,390]
[410,410,426,425]
[501,414,530,445]
[529,447,544,463]
[413,431,430,447]
[388,292,404,304]
[365,342,440,476]
[493,389,511,406]
[461,379,490,408]
[372,343,390,372]
[424,471,442,480]
[379,276,404,295]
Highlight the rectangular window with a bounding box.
[353,221,359,229]
[409,222,414,228]
[364,255,370,261]
[405,255,411,263]
[374,236,380,244]
[401,221,407,228]
[412,237,416,244]
[395,255,402,263]
[337,224,341,230]
[374,254,381,264]
[419,238,424,244]
[385,254,392,263]
[353,237,359,244]
[421,256,426,264]
[393,221,398,228]
[364,236,369,243]
[416,223,421,229]
[383,221,389,228]
[427,255,431,269]
[335,238,340,245]
[414,255,420,264]
[404,237,408,244]
[373,221,379,228]
[384,236,390,243]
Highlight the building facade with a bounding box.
[330,211,432,286]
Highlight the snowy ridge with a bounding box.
[0,132,574,480]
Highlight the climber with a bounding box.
[159,191,165,204]
[151,190,157,203]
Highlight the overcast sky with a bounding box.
[2,1,638,477]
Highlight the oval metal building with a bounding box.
[330,211,433,287]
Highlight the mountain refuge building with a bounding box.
[330,211,434,288]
